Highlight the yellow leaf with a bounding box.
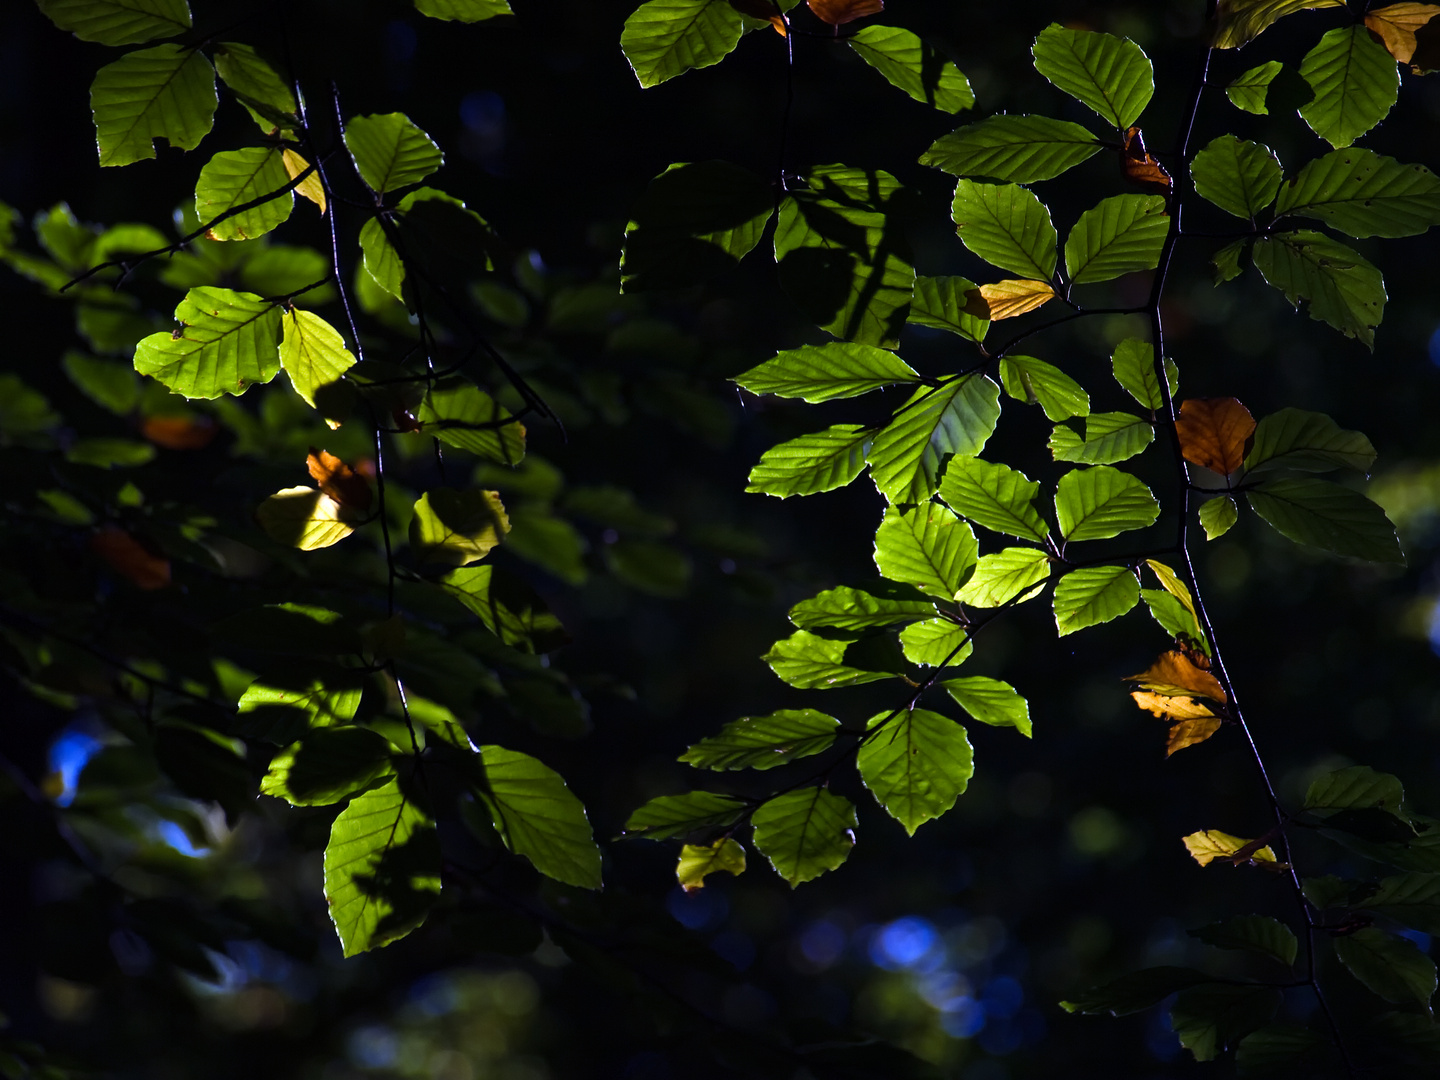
[1131,691,1218,721]
[1182,829,1278,867]
[409,488,510,565]
[1166,716,1223,756]
[1365,3,1440,63]
[1144,559,1205,643]
[677,838,747,892]
[1127,651,1226,703]
[283,149,327,214]
[256,486,354,550]
[967,279,1056,321]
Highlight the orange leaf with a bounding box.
[1365,3,1440,63]
[282,149,327,215]
[1131,691,1217,722]
[1166,716,1222,756]
[1126,650,1226,703]
[307,448,373,513]
[1120,127,1172,195]
[966,279,1056,321]
[90,526,170,590]
[770,14,787,34]
[807,0,883,26]
[1174,397,1255,475]
[141,415,218,450]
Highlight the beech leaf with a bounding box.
[677,838,747,891]
[1174,397,1256,476]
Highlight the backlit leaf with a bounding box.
[37,0,191,46]
[969,278,1056,320]
[898,618,973,667]
[212,42,297,131]
[950,180,1057,281]
[956,547,1051,608]
[307,449,372,512]
[439,564,568,654]
[789,585,935,632]
[1275,148,1440,238]
[1213,0,1345,49]
[1120,126,1172,194]
[91,44,217,167]
[1111,338,1178,412]
[751,786,857,885]
[1064,194,1168,284]
[868,375,1001,504]
[1127,650,1226,702]
[237,676,362,734]
[1333,928,1437,1006]
[1199,495,1238,540]
[746,424,872,498]
[1226,61,1284,114]
[1031,23,1153,129]
[414,0,514,21]
[1365,3,1440,63]
[1299,26,1399,149]
[197,147,295,241]
[1361,871,1440,935]
[939,456,1048,541]
[1053,564,1139,636]
[473,745,602,889]
[1305,765,1406,815]
[1175,397,1255,475]
[1171,984,1282,1062]
[858,709,973,834]
[282,150,327,213]
[1248,477,1403,563]
[418,376,525,465]
[677,838,746,891]
[1190,135,1283,220]
[734,342,919,403]
[807,0,882,24]
[344,113,443,194]
[874,503,978,599]
[847,25,973,113]
[907,275,989,342]
[323,777,440,956]
[261,728,395,806]
[623,791,749,839]
[1140,588,1211,651]
[134,287,280,398]
[920,114,1102,183]
[943,677,1031,736]
[1183,829,1279,867]
[1244,408,1376,477]
[621,0,745,89]
[762,630,896,690]
[1252,230,1385,347]
[1055,466,1160,542]
[999,354,1090,421]
[1048,411,1153,465]
[409,488,510,565]
[679,710,839,771]
[281,310,356,409]
[1190,915,1298,967]
[1140,560,1202,636]
[257,487,355,550]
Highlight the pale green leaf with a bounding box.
[1275,148,1440,238]
[907,275,988,342]
[677,838,746,890]
[63,349,140,414]
[762,630,896,690]
[212,42,297,131]
[746,424,873,498]
[237,677,362,735]
[261,728,395,807]
[868,376,1001,504]
[920,114,1102,183]
[623,791,748,839]
[256,487,355,550]
[951,180,1057,281]
[956,547,1051,608]
[1333,928,1437,1006]
[621,0,744,89]
[91,44,217,167]
[1055,466,1160,542]
[1247,477,1403,563]
[1213,239,1247,284]
[439,565,567,654]
[409,488,510,565]
[473,745,602,889]
[344,113,443,194]
[359,217,403,300]
[734,342,919,403]
[999,354,1090,421]
[414,0,513,21]
[1226,61,1284,113]
[943,676,1031,736]
[1064,194,1168,284]
[1031,23,1154,129]
[858,709,973,834]
[323,777,440,956]
[790,585,935,632]
[1244,407,1376,477]
[1112,338,1178,411]
[1199,495,1239,540]
[1140,589,1210,651]
[1190,915,1298,967]
[279,309,356,408]
[1214,1,1345,49]
[1191,135,1283,220]
[938,456,1048,541]
[1299,26,1399,149]
[1049,411,1153,465]
[751,787,857,886]
[38,0,190,45]
[679,710,839,771]
[847,25,974,113]
[873,503,978,600]
[418,376,525,465]
[1053,564,1139,635]
[134,286,280,398]
[1251,230,1385,348]
[899,618,973,667]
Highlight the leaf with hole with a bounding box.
[1276,148,1440,239]
[90,44,216,167]
[1299,26,1400,149]
[1252,230,1385,348]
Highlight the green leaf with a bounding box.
[256,487,355,550]
[1365,872,1440,936]
[734,342,919,403]
[279,309,356,408]
[869,376,1001,505]
[858,709,973,835]
[956,547,1051,608]
[212,43,297,131]
[1112,338,1177,411]
[63,349,140,414]
[604,539,692,598]
[1235,1026,1329,1076]
[762,630,896,690]
[1053,565,1140,636]
[774,165,915,348]
[1275,148,1440,239]
[751,786,857,886]
[873,503,978,600]
[1199,495,1239,540]
[1055,466,1160,542]
[323,777,441,957]
[1214,1,1346,49]
[1306,765,1407,815]
[237,677,363,740]
[999,354,1090,421]
[622,791,748,839]
[1251,230,1385,348]
[939,457,1048,541]
[359,187,498,303]
[413,0,513,20]
[1190,915,1298,967]
[950,180,1057,281]
[1299,26,1399,149]
[359,217,403,300]
[504,505,588,585]
[943,676,1031,736]
[134,286,280,398]
[409,488,511,565]
[473,745,602,889]
[746,424,873,498]
[847,26,973,113]
[1333,928,1437,1007]
[91,44,217,167]
[679,710,839,771]
[1061,966,1211,1015]
[439,565,568,654]
[37,0,191,45]
[1247,477,1403,564]
[620,160,773,291]
[261,728,396,807]
[621,0,744,89]
[1049,411,1153,465]
[1190,136,1283,221]
[418,376,525,465]
[344,113,443,194]
[790,585,935,632]
[895,618,970,668]
[1244,408,1376,477]
[1171,985,1282,1062]
[1031,23,1154,129]
[907,275,989,342]
[677,838,746,890]
[1064,194,1168,284]
[1140,588,1209,651]
[1226,61,1284,114]
[920,114,1102,183]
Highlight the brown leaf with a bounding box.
[282,149,327,214]
[966,279,1056,321]
[1127,650,1226,702]
[90,526,170,590]
[307,448,374,513]
[141,415,218,450]
[1120,126,1172,195]
[392,408,423,434]
[1166,716,1223,756]
[807,0,883,26]
[1174,397,1255,475]
[1365,3,1440,63]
